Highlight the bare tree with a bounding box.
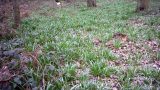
[136,0,149,12]
[87,0,96,7]
[13,0,20,29]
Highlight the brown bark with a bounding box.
[136,0,149,12]
[13,0,20,29]
[0,4,5,23]
[0,0,8,23]
[52,0,57,8]
[87,0,96,7]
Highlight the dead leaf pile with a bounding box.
[105,33,159,61]
[127,18,146,27]
[20,4,30,18]
[20,45,43,68]
[0,66,13,82]
[92,38,102,46]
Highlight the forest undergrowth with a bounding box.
[0,0,160,89]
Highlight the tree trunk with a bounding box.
[52,0,57,8]
[136,0,149,12]
[0,2,4,23]
[0,0,8,23]
[13,0,20,29]
[87,0,96,7]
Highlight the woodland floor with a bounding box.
[0,0,160,90]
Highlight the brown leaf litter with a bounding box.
[0,66,14,82]
[127,18,146,27]
[20,4,30,18]
[105,32,159,61]
[20,45,43,68]
[92,38,102,46]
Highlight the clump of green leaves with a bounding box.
[113,40,122,49]
[90,61,106,76]
[63,64,76,81]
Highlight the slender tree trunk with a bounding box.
[87,0,96,7]
[13,0,20,29]
[136,0,149,12]
[0,0,8,23]
[52,0,57,8]
[0,0,9,27]
[0,1,4,23]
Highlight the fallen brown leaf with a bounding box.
[92,38,102,46]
